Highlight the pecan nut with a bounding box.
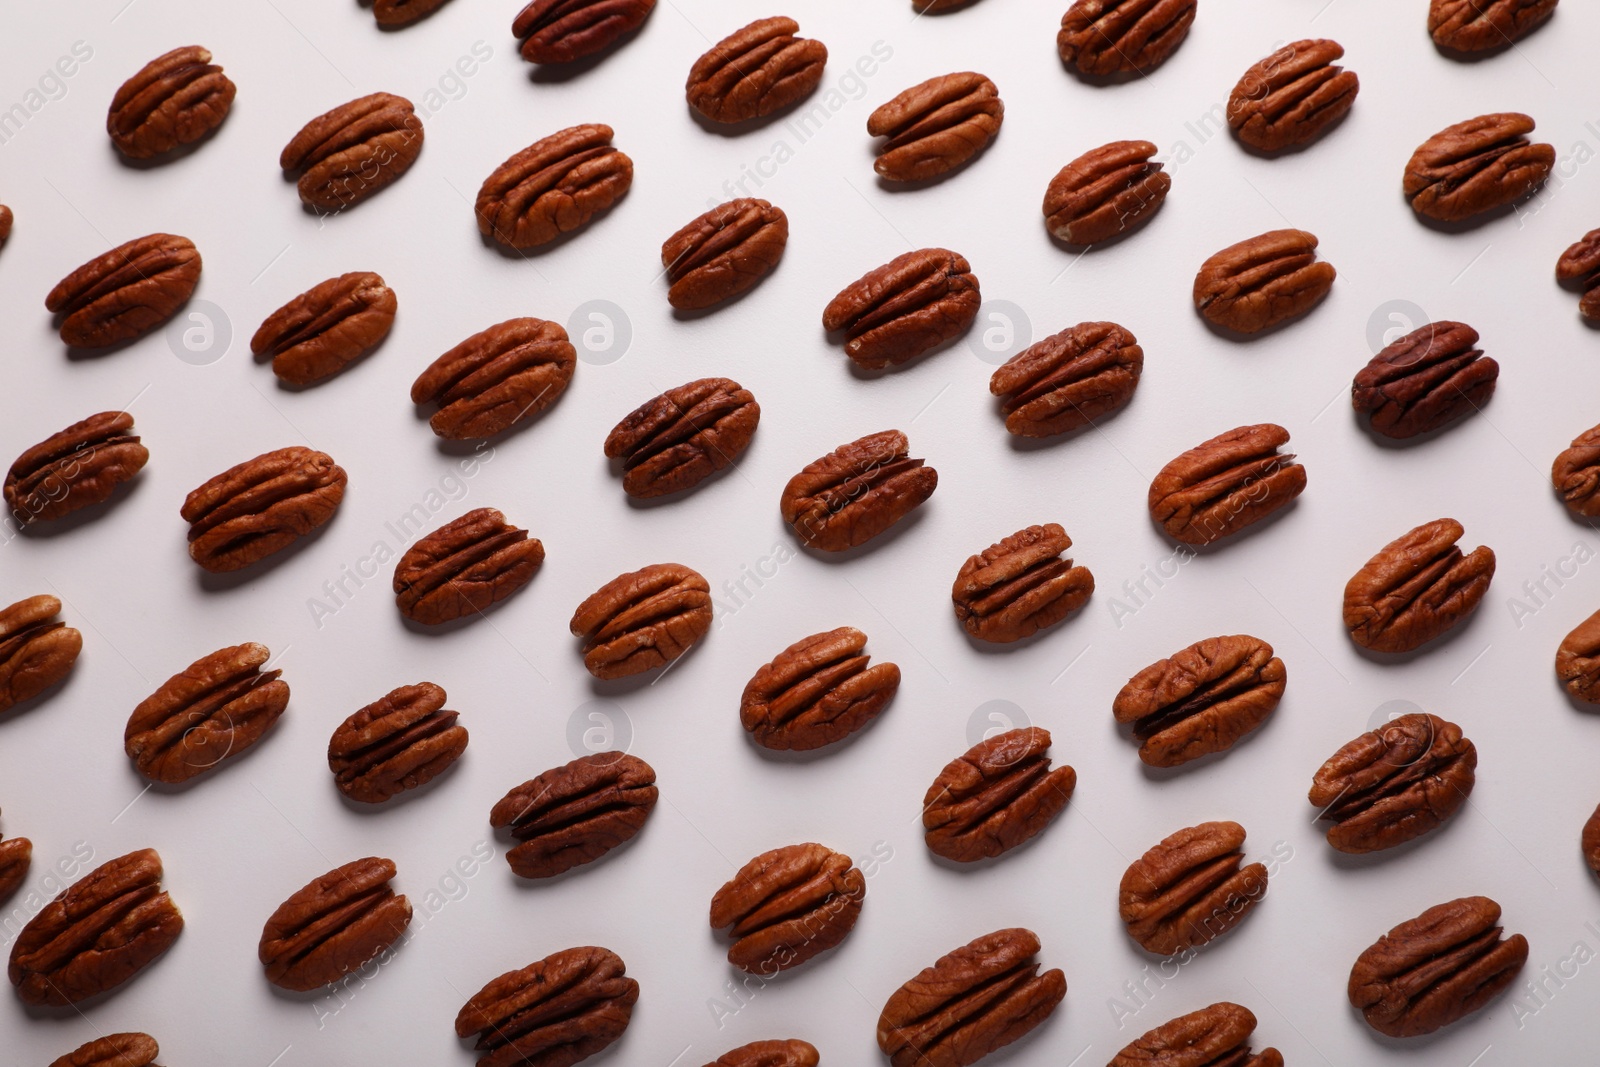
[258,857,411,992]
[990,321,1143,437]
[951,524,1093,643]
[1349,896,1528,1037]
[514,0,656,62]
[280,93,423,211]
[1310,712,1475,853]
[0,205,12,247]
[823,248,980,369]
[1352,320,1497,439]
[107,46,234,159]
[0,815,30,905]
[710,842,865,974]
[46,233,201,348]
[375,0,453,27]
[1556,228,1600,320]
[923,727,1076,863]
[476,123,632,250]
[1584,804,1600,877]
[1147,424,1306,546]
[877,927,1065,1067]
[0,595,81,714]
[569,563,712,678]
[1111,1002,1281,1067]
[1404,113,1553,223]
[868,72,1003,182]
[1119,821,1268,956]
[1227,39,1357,152]
[781,430,937,552]
[605,377,761,498]
[1113,635,1285,768]
[412,317,576,440]
[491,753,658,878]
[1057,0,1196,76]
[455,946,638,1067]
[393,508,545,625]
[1429,0,1557,51]
[686,17,827,124]
[1193,229,1334,333]
[707,1039,819,1067]
[1042,140,1169,246]
[49,1033,161,1067]
[328,682,469,803]
[5,411,148,526]
[182,446,347,572]
[662,199,788,310]
[1552,423,1600,516]
[741,627,900,751]
[8,848,183,1006]
[251,271,397,386]
[1343,518,1495,653]
[125,642,289,784]
[1556,607,1600,703]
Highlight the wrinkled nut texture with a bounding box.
[605,378,760,498]
[476,123,632,250]
[663,199,787,310]
[823,248,980,369]
[5,411,148,526]
[1556,607,1600,703]
[280,93,423,211]
[1349,896,1528,1037]
[1111,1002,1282,1067]
[0,826,30,905]
[1429,0,1557,51]
[1042,140,1169,246]
[182,446,347,572]
[869,72,1003,182]
[1343,518,1494,653]
[49,1033,161,1067]
[991,321,1143,438]
[455,946,638,1067]
[1552,423,1600,517]
[251,272,397,386]
[1227,39,1357,152]
[1113,635,1285,768]
[877,927,1065,1067]
[1119,821,1268,956]
[490,752,658,879]
[1057,0,1196,75]
[375,0,453,27]
[1352,321,1497,439]
[329,682,468,803]
[1310,713,1475,853]
[8,848,183,1006]
[781,430,937,551]
[515,0,656,62]
[125,642,289,784]
[393,508,545,625]
[0,595,81,713]
[952,524,1093,643]
[1404,113,1553,222]
[259,857,411,992]
[1193,229,1334,333]
[923,727,1076,863]
[686,17,827,124]
[108,46,234,159]
[740,627,900,750]
[569,563,712,678]
[710,843,865,974]
[1148,424,1305,546]
[46,233,201,348]
[1557,227,1600,319]
[707,1039,819,1067]
[412,317,576,441]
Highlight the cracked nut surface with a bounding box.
[46,233,201,348]
[1042,140,1169,246]
[952,524,1093,643]
[1557,227,1600,320]
[570,562,711,678]
[686,17,827,124]
[1119,821,1267,956]
[869,72,1003,182]
[0,814,30,905]
[1310,712,1475,853]
[1343,518,1494,653]
[710,842,864,974]
[781,430,937,551]
[990,321,1142,438]
[1552,422,1600,516]
[1193,228,1334,333]
[329,682,468,803]
[490,752,658,879]
[412,317,576,440]
[823,248,980,369]
[393,508,545,625]
[1556,607,1600,703]
[706,1039,818,1067]
[48,1032,161,1067]
[1429,0,1557,51]
[740,627,899,750]
[251,271,397,386]
[108,45,234,159]
[280,92,423,211]
[0,595,81,714]
[605,378,760,498]
[5,411,148,526]
[182,446,347,572]
[455,946,638,1067]
[125,642,289,784]
[258,856,411,992]
[1057,0,1196,76]
[662,199,787,310]
[1227,39,1357,152]
[1404,112,1553,223]
[1113,635,1285,768]
[515,0,656,63]
[923,727,1075,863]
[1352,320,1497,439]
[1111,1002,1282,1067]
[1148,424,1305,546]
[374,0,454,26]
[476,123,632,249]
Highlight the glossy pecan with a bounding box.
[1404,113,1553,223]
[686,17,827,124]
[259,857,411,992]
[393,508,545,625]
[476,123,632,250]
[328,682,468,803]
[1557,607,1600,703]
[5,411,148,526]
[569,563,711,678]
[125,642,289,784]
[707,1039,819,1067]
[605,378,760,498]
[1227,39,1357,152]
[1552,423,1600,516]
[1349,896,1527,1037]
[1111,1002,1281,1067]
[8,848,183,1006]
[711,842,864,974]
[48,1033,161,1067]
[0,205,11,246]
[375,0,453,27]
[1556,227,1600,320]
[182,446,347,572]
[1193,229,1334,333]
[1310,713,1475,853]
[951,524,1093,643]
[1147,424,1305,546]
[0,814,29,905]
[923,727,1075,863]
[1057,0,1196,76]
[455,946,638,1067]
[0,595,82,714]
[1353,320,1496,439]
[46,233,201,348]
[412,317,576,440]
[1430,0,1557,51]
[869,73,1003,182]
[1042,140,1169,246]
[781,430,937,551]
[515,0,655,62]
[741,627,899,751]
[491,753,658,878]
[823,248,980,369]
[107,46,234,159]
[1584,803,1600,876]
[990,321,1142,437]
[251,271,397,386]
[1119,821,1267,956]
[1113,635,1285,768]
[280,92,423,211]
[662,199,788,310]
[1343,518,1494,653]
[877,927,1065,1067]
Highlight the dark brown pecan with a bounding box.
[663,199,788,310]
[259,857,411,992]
[823,248,980,369]
[706,1039,819,1067]
[251,271,397,386]
[1113,635,1285,768]
[329,682,468,803]
[1310,713,1475,853]
[1584,804,1600,876]
[8,848,183,1006]
[951,524,1093,644]
[1430,0,1557,51]
[780,430,937,552]
[1057,0,1196,76]
[107,46,234,159]
[515,0,655,62]
[491,753,658,879]
[1042,140,1169,246]
[1343,518,1494,653]
[476,123,632,250]
[1120,821,1268,956]
[686,17,827,124]
[1193,229,1334,333]
[570,563,712,678]
[740,627,900,751]
[1404,113,1553,223]
[1349,896,1528,1037]
[877,927,1065,1067]
[1227,39,1358,152]
[375,0,453,27]
[868,73,1003,183]
[1552,423,1600,516]
[990,321,1142,438]
[182,446,347,572]
[49,1033,161,1067]
[5,411,148,526]
[711,843,865,974]
[0,595,81,714]
[604,378,760,497]
[1556,228,1600,320]
[0,815,29,905]
[281,93,422,211]
[46,233,201,348]
[0,205,11,247]
[1111,1002,1282,1067]
[923,728,1075,863]
[455,946,638,1067]
[1147,424,1306,546]
[1557,607,1600,703]
[412,317,576,440]
[393,508,545,625]
[1353,320,1497,439]
[124,642,289,784]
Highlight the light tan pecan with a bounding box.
[182,446,347,572]
[393,508,545,625]
[1193,229,1335,333]
[280,93,423,211]
[1147,424,1305,546]
[259,858,411,991]
[46,233,201,348]
[1119,821,1268,956]
[711,843,865,974]
[1343,518,1494,653]
[740,627,900,750]
[125,642,289,784]
[1430,0,1557,51]
[868,72,1003,183]
[251,271,396,386]
[1552,423,1600,516]
[923,727,1076,863]
[706,1039,818,1067]
[686,17,827,124]
[48,1032,162,1067]
[107,46,234,159]
[329,682,468,803]
[1352,321,1497,439]
[952,524,1093,643]
[490,752,658,879]
[990,321,1143,437]
[375,0,454,27]
[1310,713,1476,853]
[569,563,712,678]
[1557,607,1600,703]
[823,248,980,369]
[780,430,937,552]
[604,378,760,498]
[1042,140,1169,246]
[5,411,148,525]
[0,814,30,905]
[1404,113,1553,223]
[1057,0,1196,76]
[0,595,81,714]
[1556,228,1600,320]
[662,199,788,310]
[476,123,632,250]
[1113,635,1285,768]
[1227,39,1357,153]
[514,0,656,62]
[456,947,638,1067]
[412,317,576,440]
[1111,1003,1282,1067]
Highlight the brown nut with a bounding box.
[1057,0,1196,76]
[1584,803,1600,877]
[604,377,761,498]
[1352,321,1497,439]
[1119,821,1268,956]
[990,321,1143,438]
[1404,113,1553,223]
[1147,424,1306,546]
[1343,518,1494,653]
[823,248,980,369]
[455,946,638,1067]
[952,524,1093,644]
[48,1033,161,1067]
[489,752,658,879]
[476,123,632,250]
[258,857,412,992]
[1430,0,1557,52]
[328,682,468,803]
[1113,635,1285,768]
[375,0,453,27]
[877,927,1065,1067]
[1557,227,1600,320]
[1111,1002,1282,1067]
[662,199,788,310]
[46,233,201,348]
[0,815,30,906]
[1042,140,1170,246]
[515,0,655,62]
[686,17,827,124]
[923,727,1076,863]
[1227,39,1358,153]
[393,508,545,625]
[781,430,937,552]
[0,595,82,714]
[1310,713,1475,853]
[107,46,234,159]
[5,411,149,526]
[181,446,347,572]
[1553,423,1600,516]
[251,271,397,386]
[706,1039,819,1067]
[412,317,576,440]
[8,848,183,1006]
[869,72,1003,183]
[1193,229,1335,333]
[569,563,712,679]
[741,627,899,751]
[1556,607,1600,703]
[0,205,11,247]
[710,842,864,974]
[1349,896,1528,1037]
[125,642,290,784]
[280,92,423,211]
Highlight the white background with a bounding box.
[2,0,1599,1063]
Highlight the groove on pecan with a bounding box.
[1584,803,1600,877]
[1552,422,1600,517]
[259,857,411,992]
[991,321,1142,438]
[1193,228,1335,333]
[1429,0,1557,52]
[1343,518,1495,653]
[569,563,712,678]
[1557,607,1600,703]
[48,1032,161,1067]
[1403,112,1553,223]
[476,123,632,250]
[280,93,423,211]
[1113,635,1285,768]
[107,46,234,159]
[1057,0,1197,76]
[823,248,980,369]
[1147,424,1306,546]
[740,627,900,751]
[124,642,290,784]
[923,727,1075,863]
[0,814,30,906]
[251,271,397,386]
[1111,1002,1282,1067]
[1227,39,1358,152]
[393,508,545,625]
[329,682,468,803]
[1310,713,1475,853]
[455,946,638,1067]
[490,752,658,879]
[686,17,828,124]
[707,1039,819,1067]
[1042,140,1169,246]
[605,378,760,498]
[1556,227,1600,320]
[5,411,148,526]
[952,524,1094,643]
[515,0,656,62]
[1119,821,1268,956]
[1352,320,1497,439]
[0,594,82,714]
[375,0,454,27]
[182,446,347,572]
[412,317,576,440]
[662,199,788,310]
[869,72,1003,183]
[780,430,938,551]
[710,842,865,974]
[46,233,201,348]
